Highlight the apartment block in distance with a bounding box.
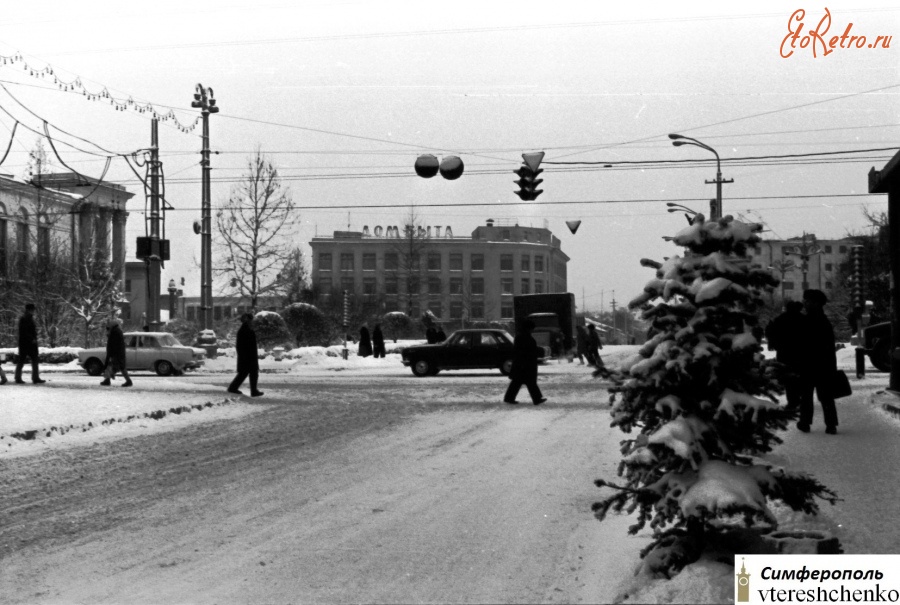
[310,218,570,323]
[749,233,857,300]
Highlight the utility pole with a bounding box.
[191,84,218,331]
[610,290,617,344]
[868,152,900,391]
[146,118,161,330]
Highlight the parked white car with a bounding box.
[77,332,206,376]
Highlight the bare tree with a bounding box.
[7,237,75,347]
[386,208,430,318]
[277,247,310,306]
[61,240,126,348]
[214,150,297,310]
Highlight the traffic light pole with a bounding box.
[147,119,161,331]
[191,84,218,331]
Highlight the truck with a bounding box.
[513,293,578,360]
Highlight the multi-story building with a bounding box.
[0,172,131,280]
[310,218,570,323]
[749,233,856,300]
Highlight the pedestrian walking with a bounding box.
[358,325,373,357]
[228,313,263,397]
[426,326,437,344]
[797,289,838,434]
[575,325,588,364]
[372,324,386,358]
[15,303,45,384]
[504,319,546,406]
[100,318,132,387]
[764,300,806,410]
[586,323,610,377]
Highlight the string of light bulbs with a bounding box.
[0,52,202,133]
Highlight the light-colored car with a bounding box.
[78,332,206,377]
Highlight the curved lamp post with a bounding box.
[668,134,732,220]
[784,233,823,292]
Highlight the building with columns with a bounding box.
[310,218,570,324]
[0,171,133,286]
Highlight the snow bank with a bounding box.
[0,376,258,458]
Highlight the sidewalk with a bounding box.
[0,375,256,458]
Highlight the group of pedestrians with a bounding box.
[575,323,606,372]
[425,325,446,344]
[766,288,839,435]
[1,303,46,386]
[357,324,386,358]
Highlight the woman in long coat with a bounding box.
[358,325,373,357]
[797,289,838,434]
[504,319,546,405]
[372,324,386,358]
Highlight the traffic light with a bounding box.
[514,166,543,201]
[514,151,545,201]
[850,245,864,309]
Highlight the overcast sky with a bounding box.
[0,1,897,312]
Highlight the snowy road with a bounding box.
[1,368,647,604]
[3,347,899,604]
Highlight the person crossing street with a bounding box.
[100,318,132,387]
[228,313,263,397]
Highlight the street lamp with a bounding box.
[783,233,823,292]
[168,279,178,319]
[666,202,699,224]
[668,134,733,220]
[191,84,219,331]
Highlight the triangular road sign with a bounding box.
[566,220,581,234]
[522,151,545,172]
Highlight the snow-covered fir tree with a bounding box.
[593,213,839,577]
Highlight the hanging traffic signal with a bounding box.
[514,151,545,201]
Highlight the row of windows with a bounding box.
[319,252,547,273]
[324,276,547,295]
[184,305,256,322]
[779,244,849,255]
[382,300,515,320]
[781,281,834,290]
[0,218,53,275]
[401,300,488,320]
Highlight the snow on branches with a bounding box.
[593,213,838,577]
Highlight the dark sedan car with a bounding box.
[852,321,891,371]
[401,329,515,376]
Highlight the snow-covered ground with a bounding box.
[2,342,898,604]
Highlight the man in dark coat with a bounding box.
[228,313,263,397]
[765,300,806,410]
[358,326,373,357]
[425,326,437,344]
[504,319,546,405]
[586,324,604,367]
[797,289,838,434]
[15,303,45,384]
[100,318,132,387]
[575,325,588,364]
[372,324,386,358]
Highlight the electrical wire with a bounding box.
[0,119,17,166]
